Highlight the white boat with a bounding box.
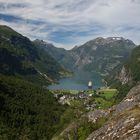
[88,81,92,89]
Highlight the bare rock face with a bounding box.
[70,37,135,74]
[86,85,140,140]
[87,110,109,123]
[118,66,132,85]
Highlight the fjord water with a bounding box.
[48,71,104,90]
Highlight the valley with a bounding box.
[0,25,140,140]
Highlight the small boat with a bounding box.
[88,81,92,89]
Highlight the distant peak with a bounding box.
[0,25,22,37]
[33,39,56,48]
[93,37,132,42]
[83,37,105,45]
[34,39,46,44]
[0,25,12,29]
[107,37,124,40]
[95,37,105,40]
[92,37,135,45]
[34,39,48,46]
[93,37,105,41]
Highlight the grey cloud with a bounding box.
[0,0,140,48]
[0,2,28,10]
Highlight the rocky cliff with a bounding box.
[112,45,140,86]
[118,66,132,85]
[70,37,135,75]
[87,85,140,140]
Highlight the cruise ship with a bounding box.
[88,81,92,89]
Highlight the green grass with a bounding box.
[51,89,80,95]
[94,97,114,109]
[97,89,118,99]
[98,88,117,93]
[94,88,118,109]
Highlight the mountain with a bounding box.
[0,25,71,139]
[36,37,136,77]
[70,37,136,76]
[110,45,140,85]
[125,45,140,83]
[0,74,66,140]
[0,25,67,85]
[33,39,75,70]
[106,45,140,101]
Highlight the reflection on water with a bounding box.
[48,71,104,90]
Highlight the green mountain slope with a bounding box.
[33,39,75,70]
[106,45,140,101]
[0,74,66,140]
[126,45,140,82]
[0,25,70,140]
[0,25,66,85]
[113,45,140,86]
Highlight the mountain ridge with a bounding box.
[0,25,67,85]
[35,36,136,76]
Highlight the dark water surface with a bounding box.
[48,71,104,90]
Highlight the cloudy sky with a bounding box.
[0,0,140,49]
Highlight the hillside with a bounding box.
[0,74,66,140]
[126,45,140,82]
[70,37,136,75]
[51,83,140,140]
[116,45,140,85]
[36,37,136,77]
[33,39,75,70]
[106,45,140,101]
[87,84,140,140]
[0,25,72,140]
[0,25,66,85]
[52,85,140,140]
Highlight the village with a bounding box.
[51,81,118,111]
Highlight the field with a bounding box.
[94,88,118,109]
[97,89,118,99]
